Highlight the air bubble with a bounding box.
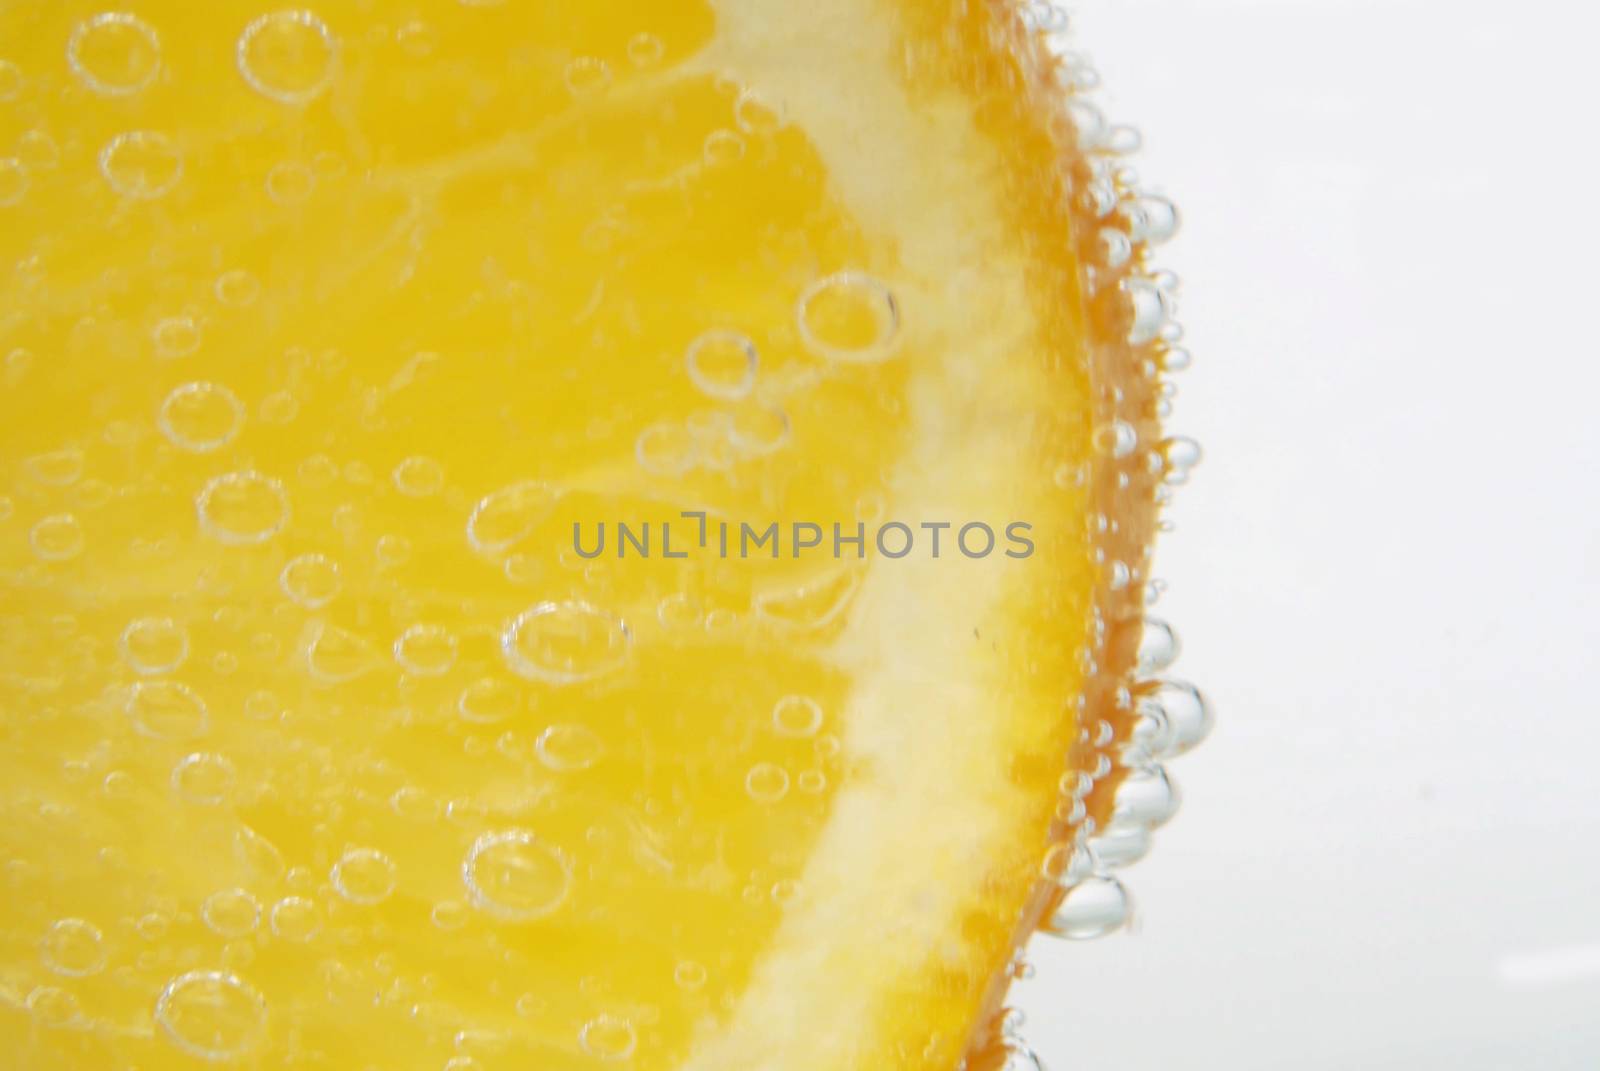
[394,623,458,676]
[159,382,243,452]
[1112,764,1180,827]
[126,680,208,739]
[501,601,632,685]
[40,918,106,977]
[1041,842,1094,886]
[1159,436,1203,484]
[797,271,901,363]
[197,472,289,545]
[16,131,60,171]
[627,32,664,67]
[686,329,758,400]
[153,316,202,358]
[734,89,785,134]
[534,723,603,771]
[278,553,340,608]
[237,10,337,105]
[99,131,182,199]
[703,129,745,166]
[0,158,26,206]
[393,455,445,496]
[635,422,697,475]
[265,160,314,204]
[1124,275,1174,346]
[304,622,375,683]
[745,762,789,802]
[431,900,469,930]
[1092,420,1137,459]
[579,1015,637,1060]
[1136,616,1179,675]
[269,896,320,941]
[1121,194,1180,245]
[1042,875,1129,939]
[154,970,267,1061]
[24,448,85,486]
[457,677,520,724]
[563,56,611,96]
[112,617,182,678]
[26,986,81,1028]
[466,481,561,554]
[172,752,236,804]
[1140,679,1213,757]
[1089,822,1152,868]
[0,61,20,102]
[728,401,791,457]
[772,694,822,737]
[674,960,707,990]
[202,888,261,937]
[331,847,396,904]
[215,269,261,306]
[67,13,161,96]
[463,829,572,921]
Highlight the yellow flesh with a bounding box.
[0,1,1100,1067]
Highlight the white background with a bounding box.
[1014,0,1600,1066]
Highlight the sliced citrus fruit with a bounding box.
[0,1,1204,1068]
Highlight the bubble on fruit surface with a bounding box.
[269,896,319,941]
[394,623,458,676]
[686,329,758,400]
[501,601,631,685]
[466,481,561,554]
[579,1014,637,1060]
[67,13,161,96]
[431,900,469,930]
[40,918,106,977]
[634,422,698,476]
[703,129,745,166]
[1040,842,1094,887]
[237,10,337,105]
[265,160,314,204]
[797,271,900,363]
[393,455,445,497]
[1136,616,1179,675]
[168,751,236,805]
[1158,435,1203,484]
[26,985,81,1028]
[1120,193,1180,245]
[1139,679,1213,757]
[563,56,611,96]
[771,694,822,737]
[1042,875,1130,940]
[1113,764,1180,828]
[331,847,396,904]
[154,970,267,1061]
[1089,821,1152,868]
[627,32,665,67]
[1093,419,1137,459]
[303,622,375,683]
[31,514,85,561]
[0,60,20,102]
[734,89,785,134]
[99,131,182,199]
[24,448,85,486]
[457,677,520,724]
[126,680,208,739]
[202,888,261,937]
[1124,275,1173,346]
[534,723,603,771]
[152,315,202,358]
[463,830,572,922]
[214,269,261,307]
[197,472,288,545]
[0,158,26,206]
[159,382,244,452]
[12,131,54,172]
[745,762,790,803]
[725,401,791,458]
[279,553,340,608]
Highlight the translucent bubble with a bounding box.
[269,896,320,941]
[279,553,340,608]
[40,918,106,977]
[431,900,469,930]
[0,60,21,102]
[703,129,745,166]
[534,723,603,771]
[457,677,520,724]
[734,89,785,134]
[463,830,572,921]
[154,970,267,1061]
[304,622,375,683]
[16,130,60,171]
[172,752,235,804]
[1121,194,1180,245]
[24,448,85,486]
[745,762,789,803]
[67,13,161,96]
[1113,764,1180,828]
[626,32,664,67]
[394,623,458,676]
[214,269,261,307]
[197,472,289,545]
[395,19,436,57]
[393,455,444,496]
[1123,275,1174,346]
[26,985,81,1028]
[1136,616,1179,675]
[563,56,611,96]
[686,329,757,400]
[237,10,337,105]
[797,768,826,793]
[1089,820,1153,868]
[375,533,412,567]
[501,601,632,685]
[153,315,202,358]
[579,1015,637,1060]
[331,847,396,904]
[30,513,83,561]
[1042,874,1129,940]
[1097,226,1132,269]
[159,382,244,452]
[997,1039,1046,1071]
[796,271,901,363]
[202,888,261,937]
[466,481,561,554]
[727,401,791,457]
[0,158,26,206]
[99,131,182,199]
[1159,435,1203,484]
[1091,420,1137,460]
[126,680,208,739]
[265,160,314,204]
[772,694,822,737]
[1140,679,1213,757]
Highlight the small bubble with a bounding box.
[153,315,202,358]
[466,481,561,554]
[501,601,631,685]
[172,752,235,804]
[703,129,745,166]
[0,158,26,206]
[266,160,314,204]
[563,56,611,96]
[197,471,289,545]
[1158,435,1203,484]
[304,622,375,683]
[259,391,299,424]
[395,19,436,57]
[1042,875,1130,940]
[1041,842,1094,886]
[215,269,261,307]
[1093,420,1137,459]
[686,329,758,400]
[375,533,412,566]
[24,448,85,486]
[535,723,603,771]
[579,1015,637,1060]
[431,900,469,930]
[237,10,337,105]
[1121,194,1180,245]
[154,970,267,1061]
[203,888,261,937]
[457,677,520,724]
[745,762,789,802]
[1136,616,1179,675]
[734,89,785,134]
[331,847,396,904]
[100,131,182,199]
[1123,275,1173,346]
[0,60,21,101]
[727,401,791,457]
[394,623,458,676]
[1138,679,1213,757]
[772,694,822,737]
[31,514,85,561]
[635,422,697,475]
[463,829,572,922]
[279,553,340,608]
[26,985,81,1028]
[16,130,61,171]
[269,896,320,941]
[40,918,106,977]
[68,13,160,96]
[673,960,707,990]
[393,455,445,496]
[126,680,208,739]
[626,32,664,67]
[797,768,826,793]
[159,382,244,451]
[797,271,901,363]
